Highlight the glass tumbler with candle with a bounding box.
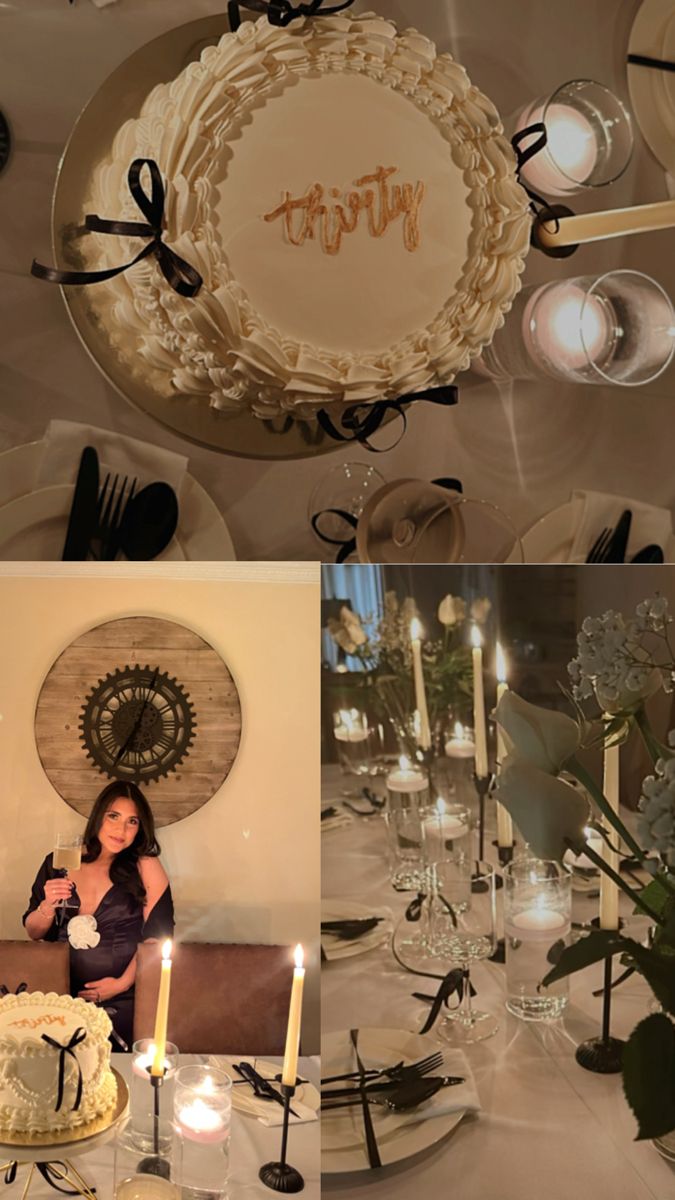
[114,1119,181,1200]
[477,271,675,387]
[385,757,429,891]
[512,80,633,197]
[174,1066,232,1200]
[333,708,371,776]
[504,860,572,1021]
[130,1041,179,1153]
[421,798,471,869]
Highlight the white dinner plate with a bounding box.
[321,900,392,962]
[321,1028,466,1173]
[0,441,235,561]
[521,500,675,564]
[628,0,675,176]
[216,1056,319,1118]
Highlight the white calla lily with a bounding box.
[495,691,580,775]
[497,758,590,862]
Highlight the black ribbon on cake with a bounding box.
[227,0,356,32]
[0,983,28,997]
[41,1027,87,1113]
[31,159,203,298]
[511,123,579,259]
[311,474,463,564]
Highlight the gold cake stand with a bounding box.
[0,1070,128,1200]
[51,15,366,462]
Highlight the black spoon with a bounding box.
[631,544,665,564]
[117,482,179,560]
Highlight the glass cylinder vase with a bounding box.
[504,860,572,1021]
[173,1065,232,1200]
[130,1041,179,1153]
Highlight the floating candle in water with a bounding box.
[516,102,598,196]
[444,721,475,759]
[524,283,613,373]
[386,755,428,794]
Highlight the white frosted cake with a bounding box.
[87,12,530,420]
[0,992,116,1140]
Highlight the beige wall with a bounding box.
[0,564,320,1051]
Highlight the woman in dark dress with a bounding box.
[23,782,174,1050]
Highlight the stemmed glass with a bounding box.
[426,860,498,1044]
[53,833,83,908]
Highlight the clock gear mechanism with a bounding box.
[79,664,196,783]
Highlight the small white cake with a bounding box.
[0,992,116,1140]
[86,12,530,420]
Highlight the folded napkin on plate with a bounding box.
[321,807,353,832]
[568,490,672,563]
[37,420,188,495]
[211,1057,317,1127]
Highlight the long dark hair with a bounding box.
[82,782,160,903]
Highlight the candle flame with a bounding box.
[410,617,422,641]
[161,939,172,961]
[436,797,447,817]
[470,624,482,649]
[198,1075,215,1096]
[399,754,410,771]
[294,943,304,969]
[496,642,507,684]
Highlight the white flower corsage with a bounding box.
[67,914,100,950]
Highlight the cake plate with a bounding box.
[52,15,379,462]
[0,1069,128,1199]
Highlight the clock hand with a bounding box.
[113,669,159,764]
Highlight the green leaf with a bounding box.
[637,877,672,920]
[623,1013,675,1140]
[541,930,630,988]
[628,943,675,1017]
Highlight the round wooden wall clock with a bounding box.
[34,617,242,826]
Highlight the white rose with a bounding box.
[470,598,491,624]
[438,595,466,627]
[67,915,100,951]
[495,691,579,775]
[497,758,590,862]
[340,606,367,648]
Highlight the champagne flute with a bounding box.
[53,833,83,908]
[426,859,498,1044]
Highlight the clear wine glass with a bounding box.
[53,833,83,908]
[426,859,498,1044]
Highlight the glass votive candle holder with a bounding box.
[504,860,572,1022]
[114,1119,181,1200]
[333,708,371,776]
[421,798,471,866]
[512,80,633,196]
[174,1065,232,1200]
[130,1041,179,1154]
[479,271,675,387]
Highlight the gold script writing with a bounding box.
[263,166,426,255]
[8,1016,67,1030]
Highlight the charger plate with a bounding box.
[628,0,675,177]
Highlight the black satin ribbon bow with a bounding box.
[511,124,578,258]
[405,893,427,923]
[0,983,27,997]
[311,474,463,564]
[317,384,458,450]
[415,968,476,1035]
[31,159,203,299]
[227,0,355,32]
[41,1027,87,1113]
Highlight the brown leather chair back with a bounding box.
[0,941,70,995]
[134,943,293,1054]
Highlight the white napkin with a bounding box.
[214,1058,318,1127]
[90,0,119,7]
[567,490,673,563]
[36,420,188,495]
[320,908,392,962]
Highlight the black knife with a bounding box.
[61,447,99,560]
[232,1063,300,1117]
[606,509,632,564]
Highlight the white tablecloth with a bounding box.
[1,0,675,560]
[2,1056,319,1199]
[321,765,675,1199]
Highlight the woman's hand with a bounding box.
[79,977,122,1004]
[42,878,74,908]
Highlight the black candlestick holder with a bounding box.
[0,111,10,175]
[138,1069,170,1178]
[259,1083,304,1193]
[575,957,625,1074]
[472,774,499,890]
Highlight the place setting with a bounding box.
[0,421,235,561]
[320,901,392,963]
[321,564,675,1188]
[520,491,675,564]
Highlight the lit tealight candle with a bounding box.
[524,283,612,374]
[386,755,428,794]
[495,643,514,850]
[151,940,172,1077]
[132,1043,174,1079]
[444,721,475,759]
[410,618,432,751]
[470,626,489,779]
[517,102,598,196]
[334,708,369,744]
[176,1095,227,1145]
[506,896,568,941]
[281,944,305,1088]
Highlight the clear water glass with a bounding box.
[504,859,571,1021]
